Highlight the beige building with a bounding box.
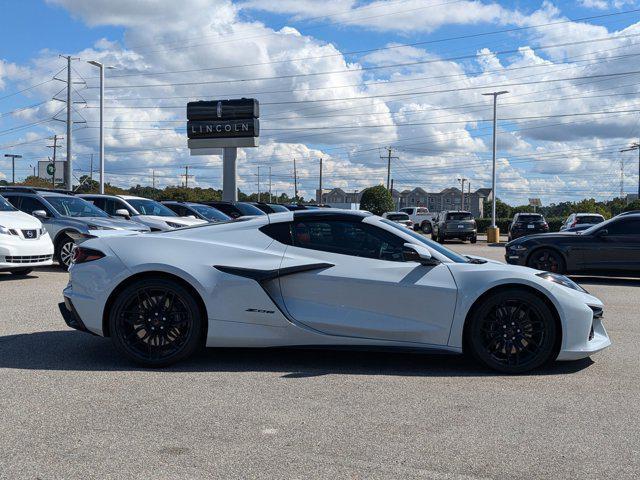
[319,186,493,218]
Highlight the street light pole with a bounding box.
[4,154,22,185]
[482,91,508,242]
[87,60,114,194]
[620,141,640,199]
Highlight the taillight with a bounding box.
[72,247,105,264]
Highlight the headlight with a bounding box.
[536,271,587,293]
[165,221,183,229]
[40,226,47,235]
[87,224,114,230]
[0,225,10,235]
[508,244,528,252]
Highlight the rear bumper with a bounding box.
[443,229,476,237]
[59,297,96,335]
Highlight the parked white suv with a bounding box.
[0,195,54,275]
[399,207,435,233]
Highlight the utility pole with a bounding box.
[293,158,298,202]
[89,154,94,181]
[620,141,640,198]
[381,147,398,191]
[152,170,156,190]
[30,164,36,177]
[457,178,467,210]
[257,166,261,202]
[87,60,113,194]
[482,90,508,242]
[60,55,75,191]
[181,165,193,188]
[620,158,624,198]
[317,157,323,204]
[268,166,272,203]
[468,181,471,214]
[4,154,22,185]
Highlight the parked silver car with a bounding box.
[0,187,149,269]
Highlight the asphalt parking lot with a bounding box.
[1,242,638,479]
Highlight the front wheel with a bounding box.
[421,222,432,234]
[470,235,477,244]
[527,248,566,274]
[56,235,75,270]
[466,289,558,373]
[108,278,204,367]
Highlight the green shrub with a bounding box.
[359,185,395,216]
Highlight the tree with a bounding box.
[624,199,640,212]
[359,185,394,215]
[483,198,511,219]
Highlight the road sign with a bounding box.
[38,160,65,183]
[529,198,542,207]
[187,98,259,121]
[186,98,260,146]
[187,118,259,139]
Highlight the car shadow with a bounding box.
[0,330,593,377]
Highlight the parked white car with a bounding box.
[0,195,53,275]
[79,194,207,231]
[61,209,610,373]
[382,211,413,228]
[400,207,435,232]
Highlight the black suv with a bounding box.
[508,213,549,241]
[199,201,266,219]
[431,211,477,243]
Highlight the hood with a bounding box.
[0,210,42,229]
[131,215,207,230]
[506,231,575,246]
[83,216,150,232]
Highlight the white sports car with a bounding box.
[60,210,611,373]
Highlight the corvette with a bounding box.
[60,210,610,373]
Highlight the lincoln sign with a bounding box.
[187,98,259,150]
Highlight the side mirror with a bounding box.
[115,209,130,219]
[403,243,439,266]
[32,210,48,219]
[187,215,197,219]
[595,228,608,238]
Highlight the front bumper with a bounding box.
[0,234,54,270]
[505,246,528,265]
[556,305,611,360]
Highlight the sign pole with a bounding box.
[223,147,238,202]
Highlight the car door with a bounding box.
[277,218,458,345]
[584,217,640,274]
[15,196,62,240]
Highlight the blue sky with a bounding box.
[1,0,640,203]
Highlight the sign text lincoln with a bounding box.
[187,118,259,139]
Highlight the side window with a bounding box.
[291,220,404,261]
[260,222,293,245]
[606,218,640,235]
[20,197,52,216]
[90,197,107,212]
[113,199,134,215]
[3,195,20,209]
[164,204,180,215]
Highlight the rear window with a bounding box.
[516,214,544,223]
[416,208,429,215]
[386,213,409,221]
[576,215,604,224]
[446,212,472,221]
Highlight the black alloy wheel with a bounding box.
[56,235,75,270]
[467,289,557,373]
[527,249,565,274]
[421,222,432,234]
[109,278,203,367]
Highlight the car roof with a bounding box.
[575,212,604,217]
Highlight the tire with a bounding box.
[437,232,445,244]
[421,222,432,234]
[10,268,33,276]
[470,235,477,244]
[108,278,204,368]
[527,248,566,274]
[55,234,75,271]
[466,289,558,373]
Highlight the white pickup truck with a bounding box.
[399,207,435,233]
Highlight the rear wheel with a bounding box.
[527,248,565,274]
[421,222,432,234]
[437,232,445,244]
[55,235,75,271]
[10,268,33,276]
[466,289,558,373]
[108,278,204,367]
[470,235,477,244]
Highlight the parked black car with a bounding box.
[505,213,640,275]
[162,201,231,222]
[199,201,266,219]
[246,202,290,214]
[507,213,549,241]
[431,211,477,243]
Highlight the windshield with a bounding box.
[236,202,266,216]
[447,212,473,221]
[577,215,603,224]
[128,199,177,217]
[46,196,109,218]
[582,216,618,235]
[190,204,231,222]
[387,213,409,221]
[380,219,469,263]
[516,214,544,223]
[0,196,16,212]
[267,203,289,213]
